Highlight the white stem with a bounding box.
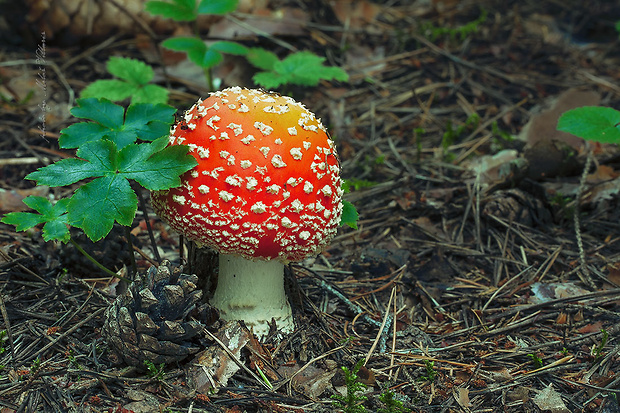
[210,254,293,338]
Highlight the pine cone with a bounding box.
[103,261,205,367]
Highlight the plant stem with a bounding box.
[69,238,129,281]
[204,66,213,92]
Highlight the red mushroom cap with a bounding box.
[151,87,343,262]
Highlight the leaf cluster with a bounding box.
[146,1,348,90]
[147,0,247,72]
[2,98,197,243]
[81,57,169,104]
[247,49,349,89]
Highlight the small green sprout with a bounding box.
[592,329,609,360]
[422,9,487,41]
[331,359,368,413]
[418,360,437,383]
[527,353,544,369]
[30,357,41,374]
[144,360,166,381]
[378,390,406,413]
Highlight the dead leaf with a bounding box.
[454,387,471,409]
[329,0,382,28]
[519,88,600,179]
[186,321,252,393]
[577,321,604,334]
[587,165,620,184]
[278,363,337,399]
[532,384,570,413]
[0,187,49,213]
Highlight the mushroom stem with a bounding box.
[211,254,293,338]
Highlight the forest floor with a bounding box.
[1,0,620,412]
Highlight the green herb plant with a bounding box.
[145,0,249,91]
[418,360,437,383]
[378,389,406,413]
[0,330,6,371]
[144,360,166,381]
[331,359,368,413]
[421,8,487,42]
[1,98,196,268]
[246,49,348,89]
[145,0,347,91]
[442,113,480,161]
[527,353,544,369]
[592,329,609,361]
[81,57,169,104]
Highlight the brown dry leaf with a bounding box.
[532,384,570,413]
[454,387,471,409]
[577,321,604,334]
[209,7,307,39]
[277,363,337,399]
[587,165,620,184]
[0,187,49,213]
[529,282,590,304]
[329,0,382,28]
[411,216,449,242]
[186,321,252,393]
[606,263,620,286]
[481,367,513,383]
[584,177,620,206]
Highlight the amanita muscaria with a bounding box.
[151,87,343,337]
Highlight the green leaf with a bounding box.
[252,51,348,89]
[340,200,358,229]
[119,137,197,190]
[68,175,137,241]
[59,99,175,149]
[145,0,197,21]
[80,80,136,101]
[246,47,279,71]
[123,103,176,141]
[59,122,110,149]
[1,196,71,242]
[162,36,206,53]
[252,72,283,89]
[162,37,214,67]
[107,57,154,85]
[557,106,620,143]
[198,0,238,14]
[211,41,249,56]
[70,98,125,130]
[131,84,169,105]
[27,140,117,187]
[199,49,223,68]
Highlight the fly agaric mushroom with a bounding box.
[151,87,343,337]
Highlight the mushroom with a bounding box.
[151,87,343,337]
